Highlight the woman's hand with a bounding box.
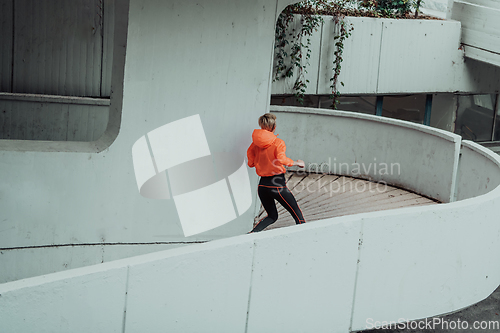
[294,160,305,168]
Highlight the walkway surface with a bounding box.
[253,171,438,230]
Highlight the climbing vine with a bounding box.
[274,1,326,105]
[329,16,353,108]
[273,0,432,108]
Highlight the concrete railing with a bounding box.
[452,0,500,67]
[272,106,461,203]
[1,108,500,333]
[456,141,500,200]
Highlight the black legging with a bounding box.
[251,173,305,232]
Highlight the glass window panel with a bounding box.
[381,95,427,124]
[429,93,456,132]
[322,96,377,115]
[455,94,495,142]
[270,95,377,114]
[270,95,320,108]
[493,95,500,141]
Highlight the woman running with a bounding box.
[247,113,306,232]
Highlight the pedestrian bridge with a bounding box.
[1,106,499,333]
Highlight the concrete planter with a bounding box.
[272,14,500,95]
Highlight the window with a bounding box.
[0,0,122,145]
[270,92,500,146]
[455,94,496,142]
[491,95,500,142]
[270,95,322,108]
[271,95,377,115]
[381,95,427,124]
[321,96,377,115]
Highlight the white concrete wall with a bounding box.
[270,106,461,203]
[2,109,500,333]
[0,0,301,283]
[272,15,500,96]
[420,0,449,18]
[0,263,128,333]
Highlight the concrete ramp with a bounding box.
[2,108,500,333]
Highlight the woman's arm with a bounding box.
[247,143,256,167]
[276,140,304,168]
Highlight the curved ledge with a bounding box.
[0,78,124,154]
[0,93,111,106]
[271,105,461,143]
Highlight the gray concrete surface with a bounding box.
[362,285,500,332]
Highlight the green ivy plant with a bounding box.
[359,0,426,17]
[330,16,353,108]
[274,0,354,108]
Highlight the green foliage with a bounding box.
[376,0,411,16]
[413,0,424,18]
[359,0,425,17]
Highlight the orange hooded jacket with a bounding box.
[247,129,294,177]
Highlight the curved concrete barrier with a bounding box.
[456,140,500,200]
[1,108,500,333]
[271,106,461,203]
